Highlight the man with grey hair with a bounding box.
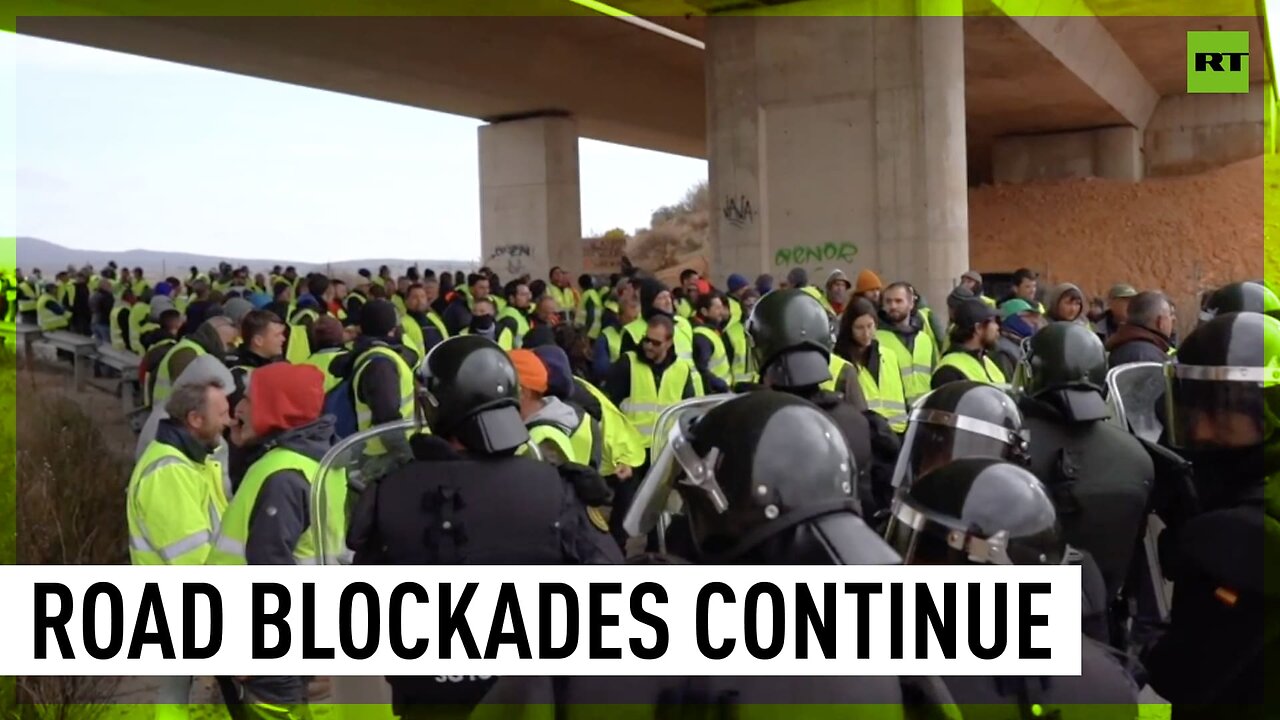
[1105,290,1175,368]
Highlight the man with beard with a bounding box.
[877,281,940,404]
[932,299,1005,389]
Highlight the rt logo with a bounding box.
[1187,31,1250,94]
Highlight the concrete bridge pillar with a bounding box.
[478,114,582,283]
[706,10,969,312]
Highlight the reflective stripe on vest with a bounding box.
[692,325,731,384]
[352,346,416,456]
[151,338,208,407]
[526,412,599,470]
[207,447,346,566]
[876,328,937,404]
[497,306,531,351]
[128,442,225,566]
[935,350,1008,386]
[859,350,909,432]
[620,351,701,448]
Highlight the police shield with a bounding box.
[622,393,738,540]
[311,418,420,566]
[1105,361,1167,442]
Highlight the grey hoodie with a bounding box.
[135,354,235,499]
[1045,283,1089,325]
[526,397,583,464]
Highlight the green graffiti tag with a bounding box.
[773,242,858,268]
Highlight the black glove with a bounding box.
[558,462,613,506]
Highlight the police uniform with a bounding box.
[885,458,1140,720]
[343,335,622,720]
[478,393,946,720]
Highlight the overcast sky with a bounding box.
[2,31,707,263]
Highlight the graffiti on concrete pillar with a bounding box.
[723,195,757,229]
[773,242,859,268]
[486,244,532,277]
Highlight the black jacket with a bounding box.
[331,337,415,429]
[239,416,336,566]
[348,433,622,715]
[1106,323,1172,368]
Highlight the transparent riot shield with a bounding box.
[1104,362,1176,627]
[623,394,738,544]
[1105,361,1167,442]
[312,419,419,566]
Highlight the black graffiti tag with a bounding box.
[723,195,757,229]
[487,244,532,276]
[773,242,858,268]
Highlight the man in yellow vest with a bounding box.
[877,281,940,405]
[225,309,286,394]
[958,270,996,308]
[401,281,449,362]
[690,293,733,394]
[151,316,239,408]
[209,362,332,714]
[576,273,604,340]
[330,299,415,455]
[36,282,70,331]
[496,280,534,350]
[592,294,639,382]
[547,266,579,325]
[129,376,231,566]
[675,268,700,319]
[511,348,601,469]
[605,313,704,458]
[620,279,694,363]
[932,298,1006,389]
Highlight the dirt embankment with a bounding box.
[969,156,1264,329]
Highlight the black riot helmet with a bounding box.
[1166,311,1280,451]
[892,381,1028,491]
[416,335,528,454]
[623,391,900,565]
[886,458,1064,566]
[1199,281,1280,324]
[745,289,835,388]
[1015,321,1110,421]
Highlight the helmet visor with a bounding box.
[890,409,1028,491]
[1165,363,1274,449]
[622,396,735,539]
[885,501,1063,566]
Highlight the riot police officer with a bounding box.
[1198,280,1280,324]
[886,457,1140,719]
[1014,321,1154,641]
[344,335,623,719]
[1142,311,1277,719]
[475,392,956,718]
[744,288,900,516]
[889,380,1028,495]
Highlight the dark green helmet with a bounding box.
[417,335,527,453]
[745,289,834,388]
[886,458,1064,566]
[1199,281,1280,324]
[1016,321,1108,401]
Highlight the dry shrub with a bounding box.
[9,677,120,720]
[8,382,131,715]
[16,386,131,565]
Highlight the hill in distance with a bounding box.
[14,237,478,279]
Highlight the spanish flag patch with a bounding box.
[1214,587,1239,607]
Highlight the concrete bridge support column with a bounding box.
[478,114,582,283]
[706,11,969,312]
